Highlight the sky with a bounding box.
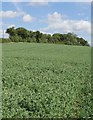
[0,2,91,44]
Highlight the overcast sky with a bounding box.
[0,2,91,44]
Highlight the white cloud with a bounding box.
[8,24,15,28]
[41,12,91,35]
[0,30,3,38]
[28,2,48,6]
[0,10,24,18]
[0,30,9,38]
[23,14,33,22]
[0,10,34,23]
[28,0,48,6]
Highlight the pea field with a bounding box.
[2,43,92,118]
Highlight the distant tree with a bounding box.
[35,31,42,43]
[16,27,29,39]
[52,33,61,43]
[6,27,16,37]
[77,38,89,46]
[46,34,52,43]
[29,31,34,38]
[5,27,89,46]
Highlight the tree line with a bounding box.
[2,27,89,46]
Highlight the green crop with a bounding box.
[2,43,92,118]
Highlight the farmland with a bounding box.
[2,43,92,118]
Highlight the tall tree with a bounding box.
[6,27,16,37]
[16,27,29,39]
[35,31,42,43]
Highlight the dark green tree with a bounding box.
[35,31,42,43]
[5,27,89,46]
[16,27,29,39]
[6,27,16,37]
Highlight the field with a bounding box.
[2,43,92,118]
